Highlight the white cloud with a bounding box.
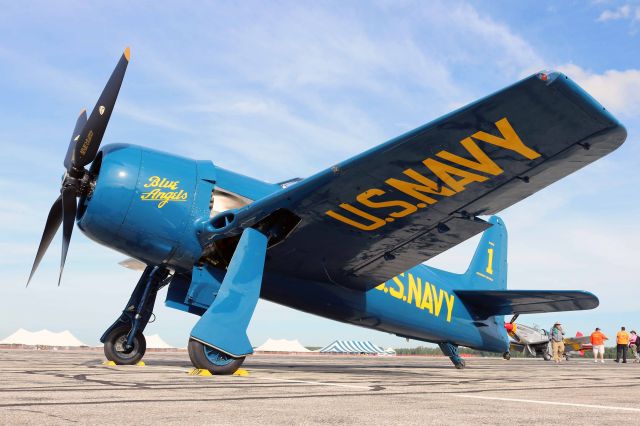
[556,64,640,116]
[596,3,640,23]
[597,4,632,21]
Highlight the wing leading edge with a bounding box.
[205,71,626,291]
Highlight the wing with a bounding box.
[455,290,599,317]
[205,71,626,290]
[564,335,592,350]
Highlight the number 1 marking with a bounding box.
[486,248,494,275]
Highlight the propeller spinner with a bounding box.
[27,47,130,286]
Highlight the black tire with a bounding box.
[503,352,511,360]
[104,326,146,365]
[188,338,245,375]
[454,359,466,369]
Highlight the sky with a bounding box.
[0,0,638,349]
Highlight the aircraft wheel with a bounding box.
[503,352,511,360]
[104,326,146,365]
[454,359,466,369]
[188,338,245,375]
[543,352,551,361]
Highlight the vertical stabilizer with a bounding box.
[464,216,508,289]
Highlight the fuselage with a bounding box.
[260,263,509,353]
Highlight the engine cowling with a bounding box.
[77,144,215,270]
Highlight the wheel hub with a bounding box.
[204,346,234,366]
[114,335,135,355]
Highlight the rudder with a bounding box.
[464,215,508,289]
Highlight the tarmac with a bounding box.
[1,350,640,425]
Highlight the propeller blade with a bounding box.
[73,47,130,168]
[510,314,519,324]
[27,196,63,286]
[63,108,88,170]
[58,186,78,286]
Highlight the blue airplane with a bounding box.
[27,48,626,373]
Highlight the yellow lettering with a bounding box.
[472,117,541,160]
[486,248,494,275]
[389,276,405,300]
[420,281,434,314]
[140,187,188,208]
[80,130,93,156]
[423,158,488,192]
[386,168,456,204]
[436,137,504,176]
[407,274,422,308]
[432,284,444,317]
[356,189,417,218]
[444,291,455,322]
[326,204,386,231]
[144,176,161,188]
[375,283,386,291]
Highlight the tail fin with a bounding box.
[464,215,508,289]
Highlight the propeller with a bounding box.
[504,314,520,340]
[27,47,130,287]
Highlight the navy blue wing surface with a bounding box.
[206,72,626,291]
[455,290,599,316]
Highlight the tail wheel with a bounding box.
[188,338,245,375]
[104,326,146,365]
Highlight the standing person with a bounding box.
[550,322,565,363]
[615,326,630,363]
[629,331,640,363]
[590,327,608,363]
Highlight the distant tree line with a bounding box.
[394,345,625,358]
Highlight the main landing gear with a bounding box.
[503,351,511,360]
[101,265,170,365]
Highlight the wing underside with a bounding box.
[207,72,626,291]
[455,290,599,317]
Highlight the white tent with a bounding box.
[319,340,388,355]
[254,338,311,353]
[145,334,173,349]
[0,329,87,347]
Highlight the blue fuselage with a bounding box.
[259,264,509,352]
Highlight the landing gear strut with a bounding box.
[439,342,466,369]
[101,265,170,365]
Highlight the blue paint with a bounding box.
[190,228,268,357]
[77,144,215,270]
[70,71,622,361]
[214,167,280,201]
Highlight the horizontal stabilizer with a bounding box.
[455,290,598,317]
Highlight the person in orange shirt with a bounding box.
[590,327,608,363]
[615,326,630,363]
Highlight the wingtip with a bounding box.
[79,108,87,116]
[124,47,131,61]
